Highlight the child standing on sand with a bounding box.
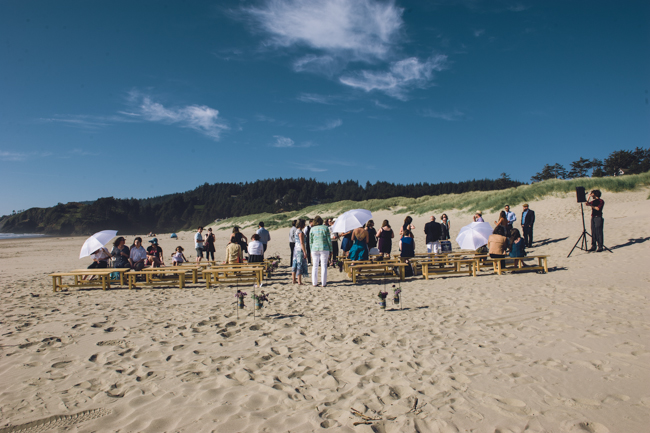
[172,246,187,265]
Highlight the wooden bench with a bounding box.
[51,268,130,292]
[203,265,265,288]
[492,255,549,275]
[348,262,409,283]
[125,269,187,289]
[421,258,478,279]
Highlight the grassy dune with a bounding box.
[214,171,650,231]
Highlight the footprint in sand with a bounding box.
[51,361,72,368]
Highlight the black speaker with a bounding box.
[576,186,587,203]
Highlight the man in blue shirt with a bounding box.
[504,205,516,236]
[256,221,271,255]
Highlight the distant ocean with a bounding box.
[0,233,48,240]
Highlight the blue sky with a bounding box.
[1,0,648,216]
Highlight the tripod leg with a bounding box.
[568,232,586,258]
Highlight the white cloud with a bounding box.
[420,108,465,121]
[473,29,485,37]
[245,0,403,61]
[339,54,447,100]
[315,119,343,131]
[0,150,52,162]
[129,93,228,140]
[297,93,336,104]
[293,54,342,75]
[290,162,328,172]
[270,136,317,148]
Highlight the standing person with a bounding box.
[504,205,517,236]
[349,225,369,261]
[377,220,394,258]
[585,189,605,252]
[194,227,204,263]
[304,219,313,264]
[111,237,131,269]
[400,216,415,236]
[309,216,332,287]
[129,237,147,271]
[365,220,377,250]
[328,219,339,266]
[494,211,508,230]
[440,214,451,240]
[256,222,271,255]
[291,220,309,285]
[289,220,297,265]
[339,230,353,257]
[147,238,164,267]
[424,216,442,254]
[230,227,248,253]
[521,203,535,248]
[247,234,264,263]
[204,228,216,261]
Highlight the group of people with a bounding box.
[194,223,272,264]
[86,236,180,274]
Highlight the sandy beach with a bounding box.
[1,189,649,432]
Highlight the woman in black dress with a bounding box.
[204,228,216,261]
[230,227,248,253]
[377,220,394,257]
[365,220,377,250]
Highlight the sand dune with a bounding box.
[1,189,649,432]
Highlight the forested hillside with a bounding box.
[0,176,521,235]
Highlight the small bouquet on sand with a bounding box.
[251,291,270,309]
[235,290,247,309]
[267,255,281,263]
[377,290,388,309]
[392,285,401,304]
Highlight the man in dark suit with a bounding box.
[521,203,535,247]
[424,216,442,253]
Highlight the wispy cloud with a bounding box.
[290,162,328,172]
[297,93,338,104]
[473,29,485,37]
[314,119,343,131]
[0,150,52,162]
[127,91,229,140]
[508,4,530,12]
[420,108,465,121]
[244,0,403,62]
[40,114,134,129]
[339,55,447,100]
[270,135,317,148]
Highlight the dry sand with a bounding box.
[0,190,649,432]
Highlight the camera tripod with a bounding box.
[567,203,612,257]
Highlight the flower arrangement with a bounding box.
[377,290,388,309]
[251,291,270,309]
[235,290,247,308]
[392,285,401,304]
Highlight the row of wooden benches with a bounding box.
[342,253,549,283]
[50,263,267,292]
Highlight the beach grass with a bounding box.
[212,171,650,230]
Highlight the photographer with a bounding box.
[585,189,605,252]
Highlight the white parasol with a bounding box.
[331,209,372,233]
[455,222,493,250]
[79,230,118,258]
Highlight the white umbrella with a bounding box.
[331,209,372,233]
[79,230,118,259]
[455,222,493,250]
